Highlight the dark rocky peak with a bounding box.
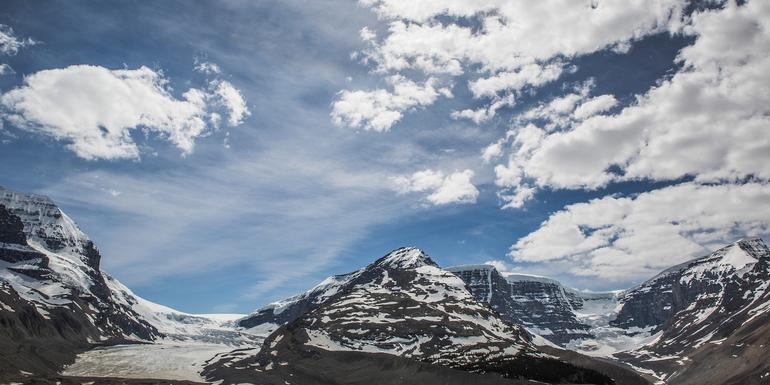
[0,204,27,246]
[0,204,48,266]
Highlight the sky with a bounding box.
[0,0,769,314]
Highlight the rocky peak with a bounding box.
[372,246,435,269]
[0,204,27,246]
[733,237,769,259]
[0,186,99,270]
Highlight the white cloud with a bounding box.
[484,1,770,213]
[338,0,684,130]
[211,80,250,126]
[0,63,13,75]
[468,63,563,99]
[498,184,535,209]
[510,182,770,281]
[492,1,770,205]
[360,0,685,75]
[392,169,479,205]
[331,75,451,131]
[0,65,249,160]
[481,141,504,163]
[452,93,515,124]
[194,60,221,75]
[516,82,593,131]
[0,24,37,55]
[573,94,618,120]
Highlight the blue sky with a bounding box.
[1,1,768,314]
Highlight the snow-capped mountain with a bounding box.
[3,185,767,384]
[0,186,258,379]
[446,265,594,345]
[0,187,163,375]
[613,238,770,384]
[205,247,622,385]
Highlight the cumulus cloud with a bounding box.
[491,1,770,205]
[359,0,684,74]
[0,65,249,160]
[0,24,37,55]
[392,169,479,205]
[516,81,594,131]
[468,63,564,99]
[484,1,770,213]
[335,0,684,130]
[331,75,451,131]
[510,182,770,281]
[573,94,618,120]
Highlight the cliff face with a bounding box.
[447,266,594,345]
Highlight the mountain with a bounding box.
[448,239,770,384]
[446,265,593,345]
[612,238,770,384]
[206,247,646,385]
[0,187,163,376]
[3,185,766,385]
[0,186,259,382]
[444,265,648,358]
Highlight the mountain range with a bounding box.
[1,185,768,385]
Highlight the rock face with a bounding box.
[0,187,162,375]
[206,248,618,385]
[447,265,593,345]
[612,238,770,384]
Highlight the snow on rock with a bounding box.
[612,238,770,380]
